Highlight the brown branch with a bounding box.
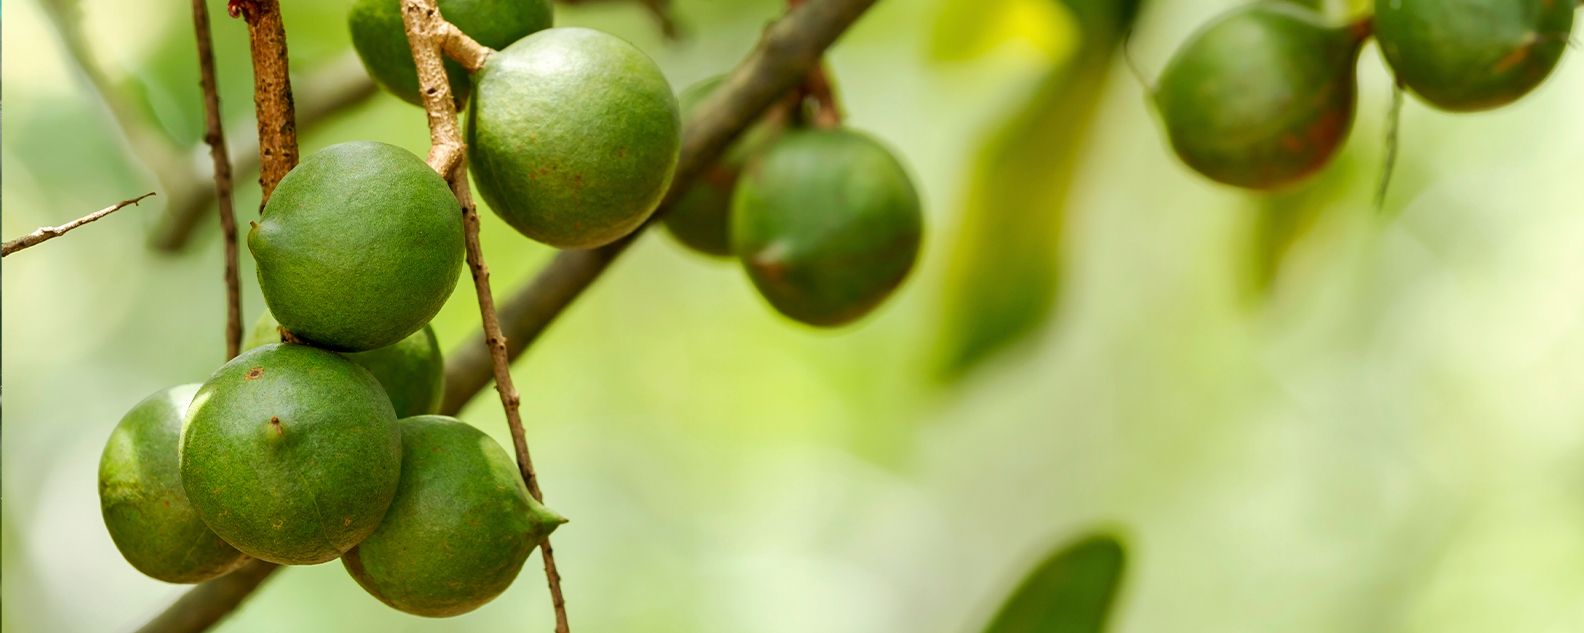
[152,54,379,252]
[400,1,572,631]
[229,0,298,205]
[192,0,243,360]
[442,0,880,414]
[132,559,279,633]
[1,193,155,257]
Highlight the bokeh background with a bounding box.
[5,0,1584,631]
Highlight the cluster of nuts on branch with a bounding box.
[1152,0,1574,190]
[99,135,566,616]
[97,0,923,619]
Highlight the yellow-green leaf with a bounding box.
[934,0,1143,382]
[982,533,1127,633]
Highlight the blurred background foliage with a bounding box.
[4,0,1584,631]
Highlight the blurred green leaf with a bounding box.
[934,0,1142,382]
[1243,156,1354,303]
[982,533,1127,633]
[929,0,1076,63]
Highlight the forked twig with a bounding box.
[398,1,570,631]
[191,0,244,360]
[1,193,155,257]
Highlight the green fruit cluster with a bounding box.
[1153,0,1574,189]
[101,101,561,615]
[96,0,929,616]
[100,347,560,613]
[661,77,923,327]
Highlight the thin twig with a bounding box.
[37,0,207,241]
[1,193,154,257]
[399,1,571,631]
[192,0,243,360]
[229,0,299,206]
[442,0,880,412]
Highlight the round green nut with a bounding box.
[343,415,566,617]
[100,384,249,583]
[1153,1,1368,190]
[246,311,444,419]
[663,75,785,257]
[349,0,553,107]
[1375,0,1573,112]
[731,128,923,327]
[468,27,681,249]
[181,344,403,566]
[250,141,464,352]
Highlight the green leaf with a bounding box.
[983,533,1127,633]
[928,0,1078,63]
[1242,156,1355,303]
[934,0,1143,382]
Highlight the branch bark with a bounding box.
[229,0,299,205]
[399,1,571,631]
[1,193,155,257]
[192,0,244,360]
[442,0,880,415]
[131,559,278,633]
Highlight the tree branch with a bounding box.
[131,559,279,633]
[1,193,155,257]
[192,0,244,360]
[400,1,572,630]
[442,0,880,414]
[228,0,298,205]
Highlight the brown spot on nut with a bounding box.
[245,367,265,380]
